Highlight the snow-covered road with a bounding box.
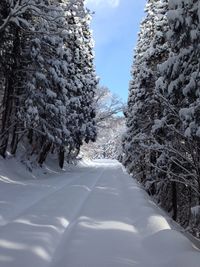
[0,159,200,267]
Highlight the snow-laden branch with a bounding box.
[0,0,74,33]
[0,0,33,32]
[95,86,125,127]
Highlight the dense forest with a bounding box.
[0,0,97,168]
[122,0,200,237]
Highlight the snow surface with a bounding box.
[0,158,200,267]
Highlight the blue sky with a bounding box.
[85,0,147,102]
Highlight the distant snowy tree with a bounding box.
[95,86,125,127]
[81,116,125,160]
[81,86,125,159]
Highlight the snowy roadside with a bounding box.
[0,158,200,267]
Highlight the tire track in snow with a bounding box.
[0,167,97,229]
[49,167,106,267]
[49,163,140,267]
[0,166,105,267]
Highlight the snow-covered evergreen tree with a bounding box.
[122,0,169,181]
[64,1,97,157]
[0,0,35,157]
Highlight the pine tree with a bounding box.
[0,0,29,157]
[63,1,97,160]
[122,0,169,184]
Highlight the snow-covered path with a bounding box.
[0,159,200,267]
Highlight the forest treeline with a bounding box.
[0,0,97,168]
[122,0,200,236]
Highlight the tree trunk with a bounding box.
[10,124,19,155]
[28,129,33,145]
[0,28,20,157]
[38,142,52,166]
[0,76,14,157]
[172,181,177,221]
[58,146,65,169]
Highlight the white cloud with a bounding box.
[85,0,120,8]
